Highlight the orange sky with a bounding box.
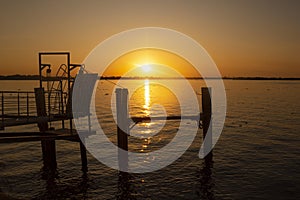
[104,49,200,77]
[0,0,299,77]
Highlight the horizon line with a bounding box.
[0,74,300,80]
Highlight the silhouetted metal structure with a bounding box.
[0,52,89,173]
[0,51,213,176]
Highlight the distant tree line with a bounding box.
[0,74,40,80]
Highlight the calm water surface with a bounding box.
[0,80,299,199]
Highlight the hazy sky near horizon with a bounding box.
[0,0,299,77]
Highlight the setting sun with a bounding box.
[141,64,151,73]
[103,48,200,77]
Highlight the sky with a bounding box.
[0,0,299,77]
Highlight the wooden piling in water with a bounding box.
[26,92,29,119]
[17,92,20,116]
[115,88,129,171]
[1,92,4,130]
[201,87,213,161]
[34,87,57,171]
[80,139,88,172]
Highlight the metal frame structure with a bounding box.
[38,52,81,130]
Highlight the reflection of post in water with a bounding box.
[41,173,89,199]
[44,176,57,199]
[197,159,215,200]
[78,173,89,199]
[117,172,136,200]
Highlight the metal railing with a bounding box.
[0,90,68,119]
[0,91,36,118]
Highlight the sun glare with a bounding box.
[141,64,151,73]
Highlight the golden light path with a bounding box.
[143,79,150,115]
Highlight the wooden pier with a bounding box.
[0,51,213,176]
[0,52,89,173]
[0,129,79,143]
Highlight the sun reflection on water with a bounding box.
[143,79,150,114]
[128,80,181,153]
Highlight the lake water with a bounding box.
[0,79,299,199]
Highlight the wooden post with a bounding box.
[17,92,20,116]
[1,92,4,130]
[115,88,129,171]
[34,88,57,171]
[201,87,213,161]
[80,139,88,172]
[26,92,29,118]
[59,80,65,129]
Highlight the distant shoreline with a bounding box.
[0,75,300,81]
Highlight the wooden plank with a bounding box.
[0,132,52,137]
[131,115,200,123]
[0,135,80,143]
[0,115,70,128]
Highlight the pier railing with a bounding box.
[0,90,68,129]
[1,91,36,118]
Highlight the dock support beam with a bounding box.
[80,139,88,172]
[116,88,129,172]
[1,92,4,130]
[35,88,57,172]
[201,87,213,161]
